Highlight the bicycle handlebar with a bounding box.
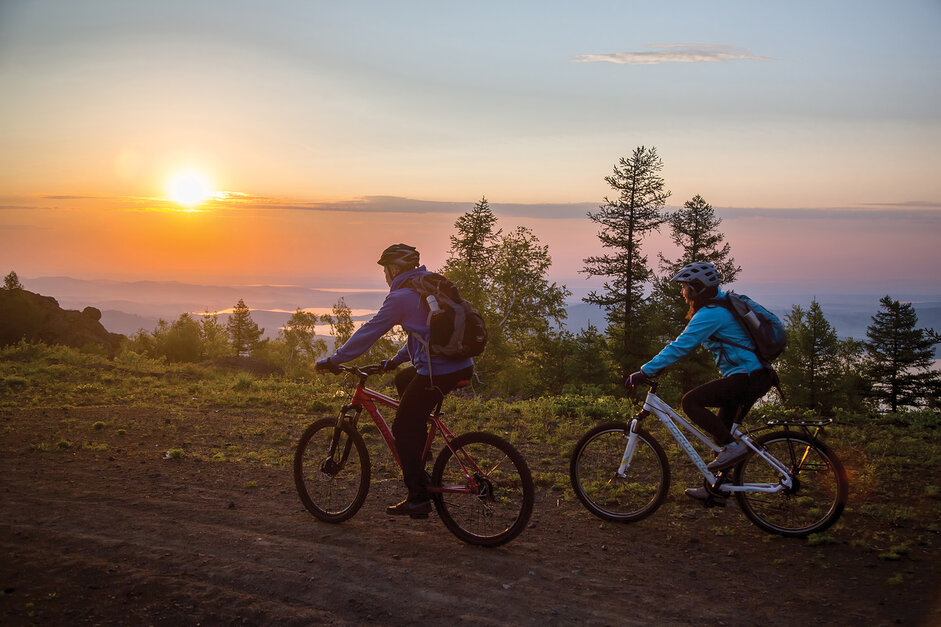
[335,364,384,377]
[625,377,659,393]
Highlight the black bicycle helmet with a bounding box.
[671,261,721,293]
[377,243,420,268]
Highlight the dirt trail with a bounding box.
[1,407,938,625]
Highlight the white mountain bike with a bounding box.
[569,380,848,537]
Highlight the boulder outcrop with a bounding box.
[0,289,124,356]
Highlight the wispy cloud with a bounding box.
[223,195,597,219]
[41,195,108,200]
[574,43,774,66]
[861,200,941,209]
[716,206,941,222]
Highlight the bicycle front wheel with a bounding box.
[734,431,847,537]
[431,432,534,547]
[569,422,669,523]
[294,418,370,523]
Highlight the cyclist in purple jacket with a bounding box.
[626,262,774,503]
[316,244,474,518]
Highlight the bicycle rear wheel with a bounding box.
[569,422,669,523]
[294,418,370,523]
[734,431,847,537]
[431,432,534,547]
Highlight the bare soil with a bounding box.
[1,406,938,626]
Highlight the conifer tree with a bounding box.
[3,271,23,290]
[778,300,849,414]
[650,194,741,396]
[226,299,263,357]
[864,296,940,412]
[442,196,501,311]
[448,196,501,268]
[582,146,670,376]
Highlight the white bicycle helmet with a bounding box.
[672,261,721,293]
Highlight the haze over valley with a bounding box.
[22,275,941,353]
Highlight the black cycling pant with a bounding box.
[682,368,774,446]
[392,365,474,499]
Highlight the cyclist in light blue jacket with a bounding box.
[316,244,473,518]
[626,262,773,503]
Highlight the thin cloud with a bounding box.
[715,206,941,222]
[861,200,941,209]
[574,43,774,65]
[231,195,597,219]
[41,194,108,200]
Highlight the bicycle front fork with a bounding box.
[617,419,641,477]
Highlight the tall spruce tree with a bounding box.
[448,196,501,268]
[582,146,670,376]
[442,196,501,312]
[650,194,741,397]
[778,300,850,414]
[226,299,263,357]
[864,296,940,412]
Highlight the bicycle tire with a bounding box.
[569,421,670,523]
[733,431,847,537]
[294,418,371,523]
[431,432,534,547]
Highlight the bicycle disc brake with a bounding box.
[473,474,496,515]
[782,468,801,495]
[320,457,342,476]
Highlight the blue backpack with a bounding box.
[711,292,788,367]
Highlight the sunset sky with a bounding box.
[1,1,939,295]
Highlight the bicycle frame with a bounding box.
[620,389,793,494]
[334,373,484,496]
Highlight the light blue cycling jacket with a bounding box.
[641,289,765,378]
[329,265,473,377]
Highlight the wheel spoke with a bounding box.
[569,423,669,523]
[294,419,370,523]
[734,432,846,537]
[432,433,533,547]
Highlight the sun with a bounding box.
[166,170,215,208]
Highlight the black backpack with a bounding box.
[404,273,487,359]
[710,292,788,367]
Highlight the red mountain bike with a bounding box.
[294,364,534,547]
